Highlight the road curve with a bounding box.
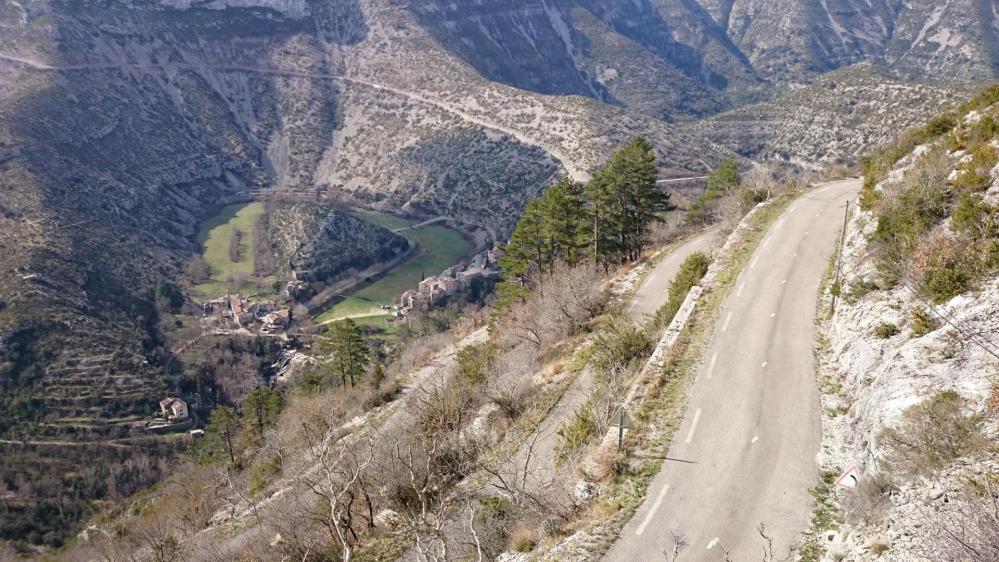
[605,179,860,561]
[628,230,719,323]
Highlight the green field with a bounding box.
[191,202,274,299]
[315,213,472,323]
[316,296,387,323]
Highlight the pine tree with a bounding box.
[500,198,548,279]
[243,387,283,441]
[538,177,589,269]
[321,319,370,388]
[687,156,740,225]
[206,406,241,465]
[587,137,673,264]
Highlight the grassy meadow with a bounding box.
[190,202,274,299]
[315,213,472,323]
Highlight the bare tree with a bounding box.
[393,437,465,562]
[498,262,605,351]
[298,415,377,562]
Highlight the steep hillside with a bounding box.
[0,0,996,550]
[813,88,999,560]
[261,203,410,294]
[706,0,998,84]
[688,63,973,165]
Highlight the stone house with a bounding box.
[159,397,189,422]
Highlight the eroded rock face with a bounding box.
[816,129,999,560]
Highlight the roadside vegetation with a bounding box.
[51,137,809,561]
[809,86,999,562]
[861,85,999,304]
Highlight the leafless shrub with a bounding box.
[499,262,605,351]
[843,471,897,525]
[658,532,687,561]
[915,474,999,562]
[879,390,987,477]
[297,416,377,562]
[487,343,539,420]
[647,212,687,246]
[392,332,452,374]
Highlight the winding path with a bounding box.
[605,179,860,560]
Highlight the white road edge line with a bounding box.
[635,484,671,536]
[685,408,703,444]
[750,254,760,269]
[722,311,733,332]
[707,537,720,550]
[737,280,746,296]
[707,352,718,379]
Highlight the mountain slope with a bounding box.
[814,88,999,560]
[0,0,995,549]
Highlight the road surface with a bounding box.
[628,230,719,322]
[605,179,859,561]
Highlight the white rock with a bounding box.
[374,508,401,528]
[573,480,599,504]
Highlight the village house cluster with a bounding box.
[398,247,502,314]
[202,294,290,334]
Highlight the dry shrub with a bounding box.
[915,474,999,562]
[879,390,987,476]
[498,262,605,351]
[392,332,451,374]
[843,471,897,525]
[416,375,476,439]
[987,383,999,415]
[273,389,347,450]
[507,522,537,552]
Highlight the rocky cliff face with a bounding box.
[815,99,999,560]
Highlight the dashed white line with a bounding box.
[722,311,733,332]
[782,279,787,284]
[707,352,718,379]
[761,361,768,368]
[707,537,720,550]
[635,484,671,536]
[752,435,760,443]
[685,408,703,444]
[770,312,776,318]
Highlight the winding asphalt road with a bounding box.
[605,179,860,561]
[628,230,719,323]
